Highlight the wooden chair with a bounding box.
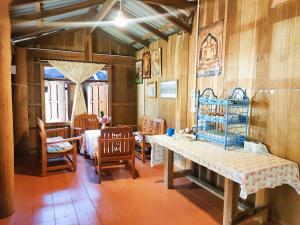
[36,118,82,176]
[73,114,100,136]
[135,115,166,163]
[94,126,135,183]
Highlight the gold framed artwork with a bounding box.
[197,20,224,77]
[142,51,151,79]
[151,48,162,77]
[135,60,143,84]
[147,82,156,98]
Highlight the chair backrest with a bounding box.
[99,127,134,159]
[139,115,166,135]
[74,114,99,132]
[36,117,47,147]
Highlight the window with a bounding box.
[87,83,108,116]
[44,66,109,123]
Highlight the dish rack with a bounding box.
[196,88,250,149]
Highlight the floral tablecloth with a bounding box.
[80,130,101,158]
[150,135,300,199]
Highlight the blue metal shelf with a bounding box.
[196,88,250,150]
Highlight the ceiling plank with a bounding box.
[147,3,192,33]
[12,14,88,39]
[120,8,168,41]
[140,0,196,9]
[88,0,118,34]
[115,27,150,48]
[12,0,105,26]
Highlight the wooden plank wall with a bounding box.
[24,29,136,150]
[137,0,300,224]
[136,33,190,129]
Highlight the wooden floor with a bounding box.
[0,155,281,225]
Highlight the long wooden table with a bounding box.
[151,135,300,225]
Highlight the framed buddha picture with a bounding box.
[142,51,151,79]
[151,48,162,77]
[197,20,224,77]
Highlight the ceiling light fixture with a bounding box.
[114,0,127,27]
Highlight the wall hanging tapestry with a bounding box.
[151,48,162,77]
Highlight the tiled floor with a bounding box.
[0,155,280,225]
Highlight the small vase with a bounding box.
[101,123,106,129]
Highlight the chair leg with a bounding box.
[72,143,77,172]
[98,160,101,184]
[141,141,146,163]
[132,154,136,179]
[41,149,47,177]
[94,157,98,174]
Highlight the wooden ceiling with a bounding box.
[10,0,197,49]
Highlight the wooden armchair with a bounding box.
[135,115,166,163]
[73,114,100,136]
[94,126,135,183]
[37,118,82,176]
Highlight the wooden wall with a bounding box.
[19,28,136,150]
[137,0,300,224]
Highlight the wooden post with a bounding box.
[0,0,15,219]
[164,149,174,189]
[13,47,30,156]
[255,189,270,224]
[223,178,239,225]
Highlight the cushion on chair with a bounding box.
[47,137,73,154]
[133,132,152,143]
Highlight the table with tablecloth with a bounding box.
[150,134,300,225]
[80,129,101,157]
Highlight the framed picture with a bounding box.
[160,80,177,99]
[151,48,162,77]
[142,51,151,79]
[135,60,143,84]
[147,82,156,98]
[197,20,224,77]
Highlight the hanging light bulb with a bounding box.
[114,0,127,27]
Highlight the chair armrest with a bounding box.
[74,127,83,131]
[46,136,82,145]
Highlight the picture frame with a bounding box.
[135,60,143,84]
[147,82,156,98]
[160,80,177,99]
[151,48,162,77]
[142,51,151,79]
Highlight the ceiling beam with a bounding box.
[12,0,105,26]
[147,3,192,33]
[140,0,197,9]
[88,0,118,34]
[11,0,39,6]
[119,8,168,41]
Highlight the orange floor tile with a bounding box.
[0,155,281,225]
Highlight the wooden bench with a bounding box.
[135,115,166,163]
[94,126,136,183]
[73,114,100,136]
[36,118,82,176]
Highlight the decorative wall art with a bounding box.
[151,48,162,77]
[147,82,156,98]
[160,80,177,99]
[135,60,143,84]
[197,20,224,77]
[142,51,151,79]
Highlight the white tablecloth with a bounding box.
[80,130,101,157]
[150,135,300,199]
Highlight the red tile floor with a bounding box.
[0,155,280,225]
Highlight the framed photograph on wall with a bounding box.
[142,51,151,79]
[151,48,162,77]
[147,82,156,98]
[135,60,143,84]
[160,80,177,99]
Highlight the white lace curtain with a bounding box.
[48,60,105,125]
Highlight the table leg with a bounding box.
[255,189,269,224]
[164,149,174,189]
[223,178,239,225]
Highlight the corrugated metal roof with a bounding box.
[10,0,192,49]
